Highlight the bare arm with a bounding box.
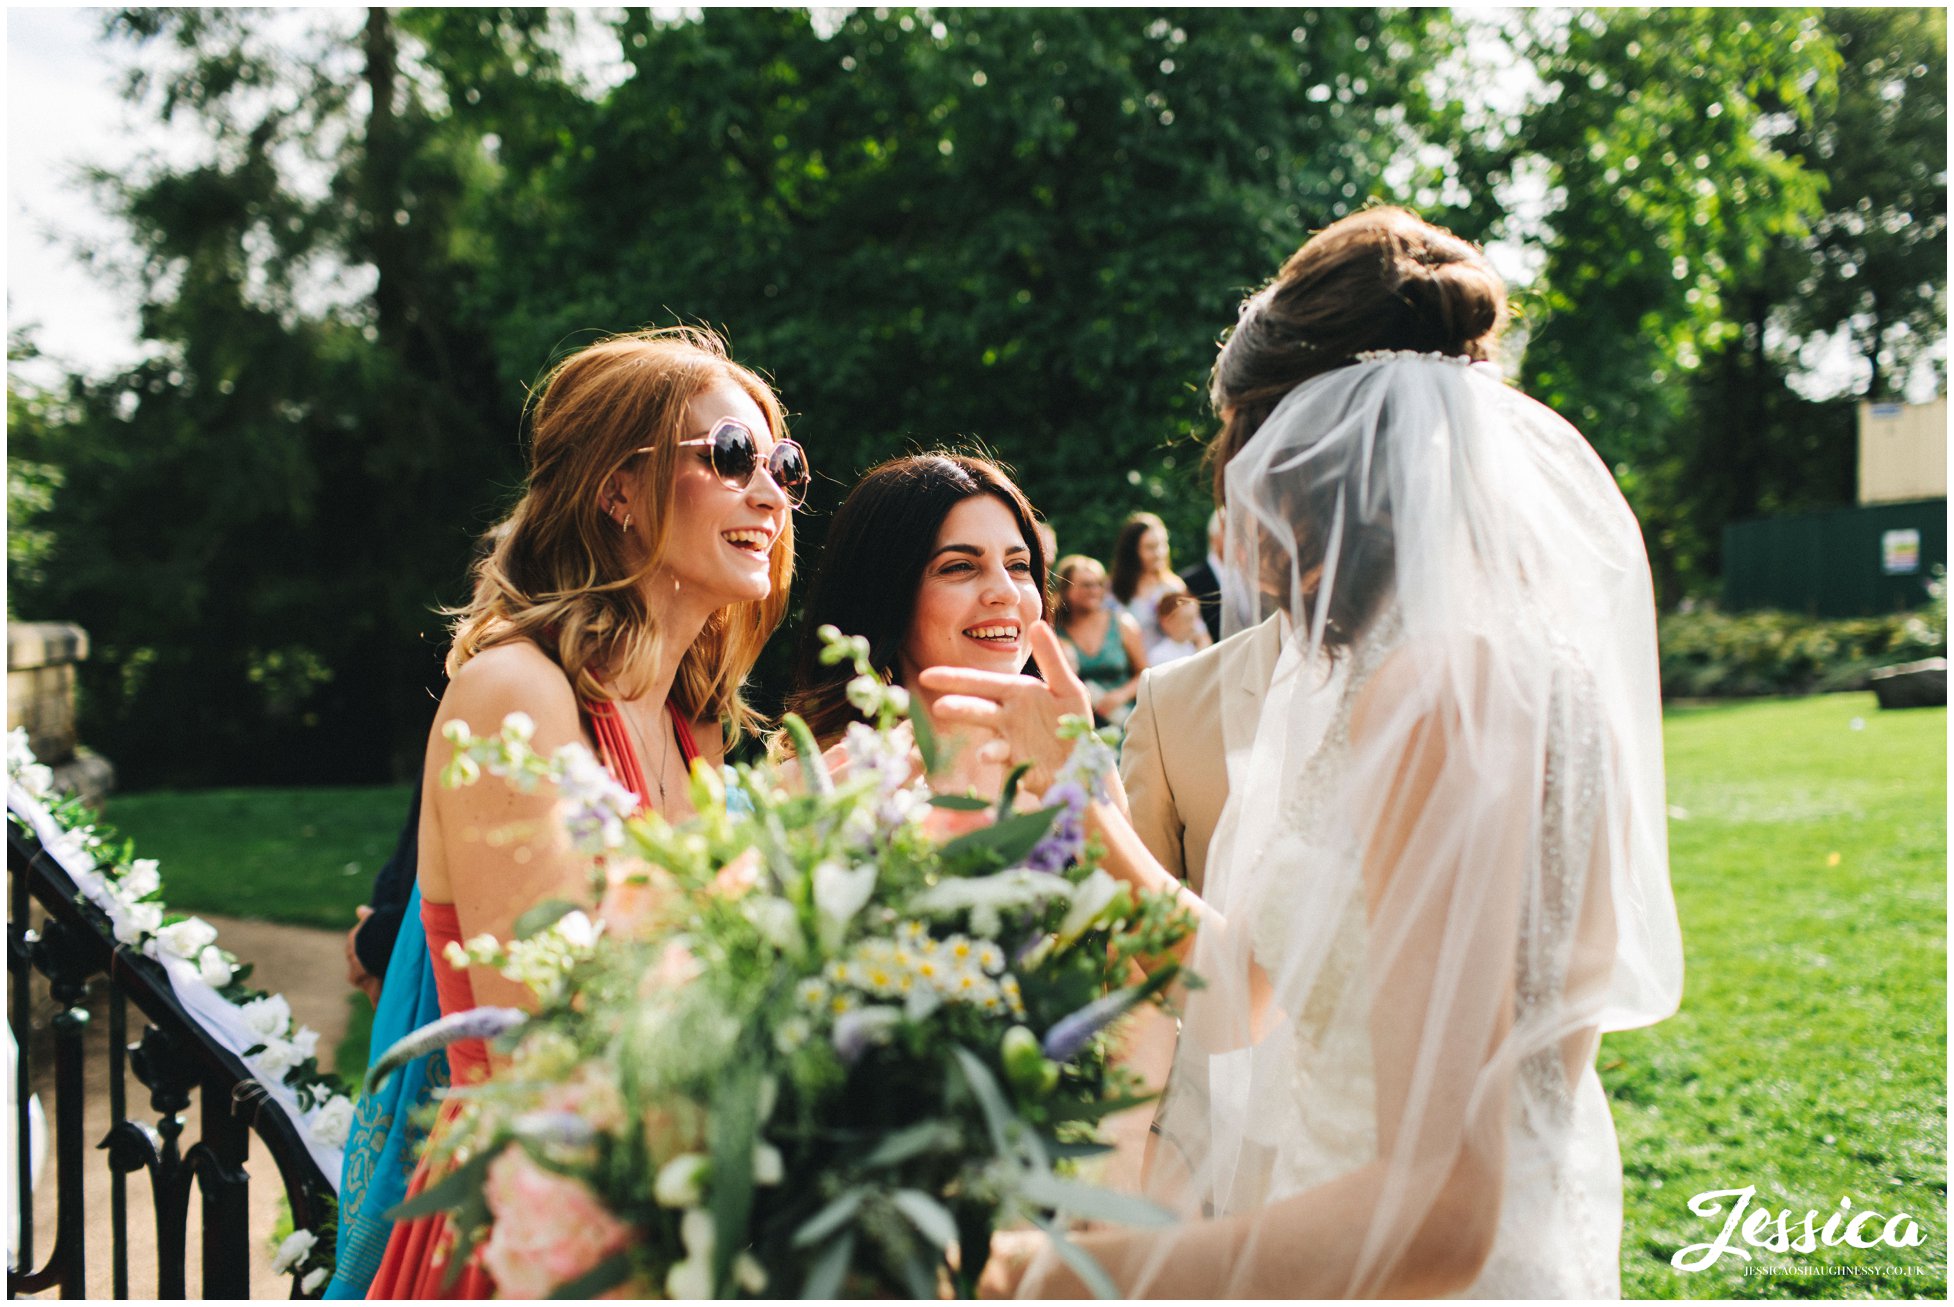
[420,644,596,1014]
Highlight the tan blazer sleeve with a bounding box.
[1119,668,1186,881]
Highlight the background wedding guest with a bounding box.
[1051,554,1147,729]
[1145,591,1211,668]
[1177,510,1227,643]
[782,452,1045,796]
[1109,511,1199,650]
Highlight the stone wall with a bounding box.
[7,621,115,804]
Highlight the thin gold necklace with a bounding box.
[621,700,674,810]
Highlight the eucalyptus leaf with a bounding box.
[512,898,578,941]
[800,1229,856,1299]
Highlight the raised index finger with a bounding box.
[915,664,1037,701]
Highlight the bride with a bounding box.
[922,207,1683,1297]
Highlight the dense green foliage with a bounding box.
[6,8,1945,785]
[1608,694,1945,1299]
[1659,595,1946,699]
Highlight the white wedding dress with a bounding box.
[1200,624,1623,1297]
[1112,354,1681,1299]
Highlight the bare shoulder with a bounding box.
[434,641,582,751]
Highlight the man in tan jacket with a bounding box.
[1118,613,1284,893]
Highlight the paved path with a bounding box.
[17,916,360,1300]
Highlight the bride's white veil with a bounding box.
[1106,351,1682,1297]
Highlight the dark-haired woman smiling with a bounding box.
[783,453,1047,787]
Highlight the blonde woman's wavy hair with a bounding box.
[447,326,795,743]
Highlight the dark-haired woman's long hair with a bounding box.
[783,453,1048,751]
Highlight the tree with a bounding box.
[1496,9,1844,601]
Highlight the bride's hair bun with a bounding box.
[1209,207,1508,499]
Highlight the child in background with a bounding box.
[1147,590,1211,667]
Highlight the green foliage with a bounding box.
[1658,600,1945,699]
[7,7,1942,782]
[1607,693,1945,1299]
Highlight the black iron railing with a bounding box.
[8,817,336,1299]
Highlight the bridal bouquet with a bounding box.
[374,628,1193,1298]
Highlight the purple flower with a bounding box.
[1041,988,1144,1063]
[1024,781,1088,872]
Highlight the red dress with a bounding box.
[367,703,698,1299]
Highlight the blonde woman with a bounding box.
[359,327,806,1299]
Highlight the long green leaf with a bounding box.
[927,793,991,811]
[800,1230,856,1299]
[791,1187,866,1248]
[512,898,578,941]
[909,698,942,775]
[891,1189,960,1251]
[708,1059,761,1293]
[383,1146,496,1223]
[781,712,833,798]
[1017,1171,1176,1228]
[939,805,1059,866]
[862,1120,959,1170]
[1042,1093,1158,1125]
[949,1046,1016,1157]
[1028,1212,1119,1300]
[548,1250,634,1299]
[997,762,1032,817]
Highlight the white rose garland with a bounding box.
[7,728,345,1292]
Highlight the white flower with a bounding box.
[254,1038,305,1078]
[309,1095,356,1149]
[908,868,1074,937]
[270,1228,316,1275]
[301,1267,328,1294]
[752,1143,783,1186]
[812,860,877,947]
[196,946,235,989]
[502,711,535,743]
[154,916,219,961]
[290,1026,321,1061]
[743,896,804,955]
[1056,868,1121,944]
[238,994,292,1041]
[109,900,163,947]
[735,1253,767,1294]
[121,858,161,900]
[552,910,599,951]
[442,718,473,745]
[666,1258,712,1300]
[654,1153,709,1209]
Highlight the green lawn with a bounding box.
[101,783,414,929]
[96,694,1945,1297]
[1607,694,1945,1299]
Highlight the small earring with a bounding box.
[620,512,633,534]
